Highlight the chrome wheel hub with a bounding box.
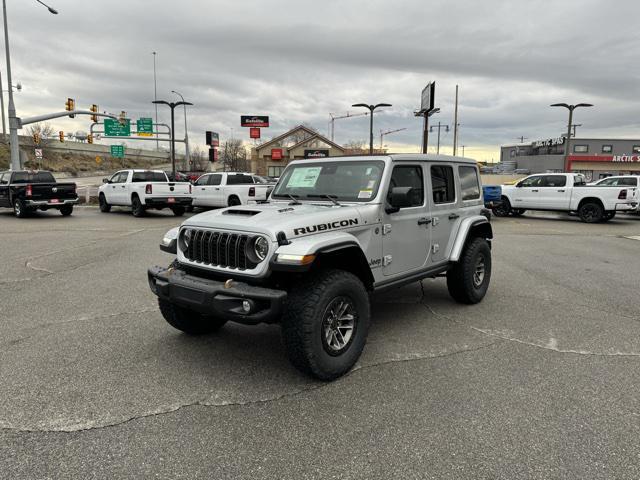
[473,257,485,287]
[322,297,356,354]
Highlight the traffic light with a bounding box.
[32,132,41,145]
[90,104,98,123]
[59,131,64,142]
[65,98,75,118]
[87,134,93,144]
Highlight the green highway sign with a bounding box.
[104,118,131,136]
[110,145,125,158]
[137,117,154,136]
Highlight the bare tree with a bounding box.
[26,123,55,146]
[189,146,208,171]
[220,139,249,172]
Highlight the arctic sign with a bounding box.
[533,137,565,148]
[241,115,269,128]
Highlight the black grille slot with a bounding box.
[184,228,257,270]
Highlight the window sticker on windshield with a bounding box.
[367,180,376,189]
[365,168,372,175]
[358,189,373,199]
[286,167,322,188]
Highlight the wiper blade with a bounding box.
[285,194,301,205]
[307,194,340,206]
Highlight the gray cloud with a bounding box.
[4,0,640,161]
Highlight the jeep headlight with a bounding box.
[253,236,269,261]
[160,227,179,254]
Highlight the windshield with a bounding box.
[272,161,385,202]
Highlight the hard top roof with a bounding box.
[289,153,478,165]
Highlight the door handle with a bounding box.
[448,213,460,220]
[201,188,206,190]
[215,188,220,191]
[557,189,565,192]
[531,189,539,192]
[417,217,431,225]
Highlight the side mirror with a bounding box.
[386,186,414,214]
[102,178,110,184]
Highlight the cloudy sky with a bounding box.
[5,0,640,162]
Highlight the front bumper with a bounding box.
[148,264,286,325]
[145,197,193,208]
[25,198,78,207]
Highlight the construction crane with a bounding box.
[380,127,407,149]
[328,111,369,142]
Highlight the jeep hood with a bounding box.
[181,202,370,240]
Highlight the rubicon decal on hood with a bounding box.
[293,218,358,235]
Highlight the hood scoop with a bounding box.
[223,209,260,216]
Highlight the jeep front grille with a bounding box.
[185,229,255,270]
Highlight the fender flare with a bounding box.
[449,216,493,262]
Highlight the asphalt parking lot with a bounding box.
[1,207,639,479]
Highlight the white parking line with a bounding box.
[625,236,640,241]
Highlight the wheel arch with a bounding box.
[449,216,493,262]
[577,197,604,211]
[310,244,375,291]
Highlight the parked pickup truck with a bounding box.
[98,169,192,217]
[493,173,639,222]
[191,172,271,208]
[148,154,493,380]
[0,170,78,218]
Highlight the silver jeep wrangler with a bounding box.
[148,154,493,380]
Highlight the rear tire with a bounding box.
[171,206,185,216]
[281,269,370,381]
[132,195,145,217]
[99,193,111,213]
[59,205,73,216]
[158,299,227,335]
[578,201,603,223]
[602,211,616,222]
[228,195,241,206]
[492,197,511,217]
[13,198,27,218]
[447,237,492,304]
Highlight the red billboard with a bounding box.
[271,148,283,160]
[249,127,261,139]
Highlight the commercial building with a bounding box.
[500,137,640,182]
[250,125,345,177]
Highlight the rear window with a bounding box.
[132,171,167,182]
[12,172,56,183]
[227,174,254,185]
[459,166,481,200]
[431,165,456,204]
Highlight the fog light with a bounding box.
[242,300,251,313]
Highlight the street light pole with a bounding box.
[153,100,193,180]
[172,90,190,164]
[550,103,593,172]
[3,0,58,170]
[0,69,5,138]
[152,52,159,151]
[351,102,392,155]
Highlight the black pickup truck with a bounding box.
[0,170,78,218]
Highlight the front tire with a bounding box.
[99,193,111,213]
[158,299,227,335]
[511,209,526,216]
[447,237,492,304]
[578,201,603,223]
[281,269,370,381]
[59,205,73,216]
[132,195,145,217]
[492,197,511,217]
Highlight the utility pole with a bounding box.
[430,122,449,154]
[452,84,459,156]
[551,103,593,172]
[461,145,466,157]
[153,52,159,151]
[571,123,582,138]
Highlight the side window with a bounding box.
[573,175,586,186]
[0,173,7,185]
[620,178,637,187]
[542,175,567,187]
[459,166,480,200]
[388,165,424,207]
[109,172,121,183]
[597,178,615,186]
[430,165,455,204]
[520,176,544,187]
[209,174,222,186]
[195,175,209,186]
[119,172,130,183]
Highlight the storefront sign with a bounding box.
[206,131,219,147]
[612,155,640,163]
[241,115,269,128]
[271,148,283,160]
[304,149,329,158]
[250,127,261,139]
[533,137,565,148]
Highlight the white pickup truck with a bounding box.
[98,169,193,217]
[494,173,639,222]
[191,172,271,208]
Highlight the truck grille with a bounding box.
[184,229,256,270]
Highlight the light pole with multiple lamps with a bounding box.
[3,0,58,170]
[152,99,193,180]
[171,90,190,164]
[351,102,392,155]
[550,102,593,172]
